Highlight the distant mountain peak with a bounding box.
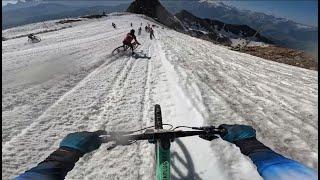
[198,0,235,10]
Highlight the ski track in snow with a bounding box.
[2,14,318,180]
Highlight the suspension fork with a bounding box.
[154,104,171,180]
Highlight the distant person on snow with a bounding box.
[130,22,133,27]
[149,27,155,40]
[27,33,41,43]
[145,25,149,32]
[27,33,35,40]
[15,124,317,180]
[122,29,140,55]
[112,22,116,29]
[138,27,142,35]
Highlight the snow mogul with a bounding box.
[122,29,140,55]
[15,124,317,180]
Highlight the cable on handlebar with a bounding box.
[172,126,195,131]
[128,123,174,134]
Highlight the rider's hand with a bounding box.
[218,124,256,143]
[60,130,106,154]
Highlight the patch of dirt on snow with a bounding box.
[236,45,318,71]
[56,19,82,24]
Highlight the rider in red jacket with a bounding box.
[123,29,140,55]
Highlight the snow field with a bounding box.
[157,29,318,171]
[2,13,318,180]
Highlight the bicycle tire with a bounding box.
[111,45,125,56]
[155,104,163,129]
[28,37,41,43]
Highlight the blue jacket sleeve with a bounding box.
[235,137,317,180]
[15,147,83,180]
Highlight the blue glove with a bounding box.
[218,124,256,143]
[60,130,106,154]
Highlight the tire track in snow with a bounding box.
[136,44,155,180]
[65,40,153,180]
[2,51,137,179]
[2,22,135,144]
[3,31,142,144]
[3,15,164,179]
[152,33,229,180]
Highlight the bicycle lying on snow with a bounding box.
[28,35,41,43]
[99,104,226,180]
[111,42,140,56]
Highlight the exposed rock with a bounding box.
[56,19,82,24]
[240,45,318,71]
[127,0,184,30]
[175,10,273,44]
[80,14,106,19]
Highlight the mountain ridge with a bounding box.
[162,0,318,58]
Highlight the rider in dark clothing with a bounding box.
[28,34,35,40]
[122,29,140,55]
[149,27,155,40]
[15,124,317,180]
[138,27,142,35]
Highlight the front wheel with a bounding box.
[111,45,126,56]
[155,104,163,129]
[35,37,41,42]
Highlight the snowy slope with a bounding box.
[2,13,318,180]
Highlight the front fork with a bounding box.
[156,139,171,180]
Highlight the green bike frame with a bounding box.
[154,104,171,180]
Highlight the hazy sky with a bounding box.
[2,0,318,26]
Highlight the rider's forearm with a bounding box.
[15,147,83,180]
[234,137,317,179]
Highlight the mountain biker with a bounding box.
[27,34,35,40]
[123,29,140,55]
[149,27,155,40]
[15,124,317,180]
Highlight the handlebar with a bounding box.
[100,126,226,145]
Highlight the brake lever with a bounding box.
[199,134,219,141]
[194,126,221,141]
